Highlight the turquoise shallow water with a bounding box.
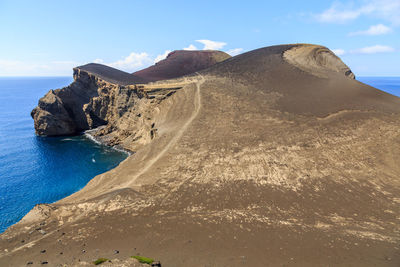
[0,77,127,233]
[0,76,398,233]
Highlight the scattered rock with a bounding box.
[114,250,119,254]
[38,229,46,235]
[27,262,33,265]
[82,249,86,253]
[151,261,162,267]
[40,249,46,253]
[41,261,48,265]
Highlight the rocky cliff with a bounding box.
[3,44,400,266]
[31,50,230,140]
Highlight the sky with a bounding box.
[0,0,399,76]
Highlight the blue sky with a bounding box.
[0,0,399,76]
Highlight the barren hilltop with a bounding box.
[2,44,400,266]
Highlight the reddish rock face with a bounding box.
[133,50,231,82]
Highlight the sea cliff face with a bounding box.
[31,69,102,136]
[31,50,231,145]
[31,67,196,151]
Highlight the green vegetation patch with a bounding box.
[131,255,154,264]
[93,258,109,265]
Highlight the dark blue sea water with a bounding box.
[0,77,128,233]
[358,77,400,97]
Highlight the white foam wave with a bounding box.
[83,131,131,156]
[83,132,102,145]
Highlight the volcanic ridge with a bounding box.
[2,44,400,266]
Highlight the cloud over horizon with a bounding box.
[107,52,153,72]
[184,40,243,56]
[351,45,395,54]
[333,45,396,56]
[316,0,400,25]
[195,40,227,50]
[86,39,243,73]
[153,50,172,64]
[226,48,244,56]
[349,24,392,36]
[332,49,346,56]
[183,44,198,51]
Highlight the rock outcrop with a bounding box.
[283,44,355,79]
[31,69,100,136]
[31,50,230,139]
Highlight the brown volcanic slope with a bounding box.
[2,44,400,266]
[133,50,231,82]
[75,63,147,85]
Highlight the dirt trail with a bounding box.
[124,73,205,187]
[0,74,206,258]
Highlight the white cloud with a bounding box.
[349,24,392,36]
[371,0,400,25]
[107,52,153,72]
[316,0,400,25]
[332,49,346,56]
[316,3,363,23]
[226,48,244,56]
[196,40,227,50]
[325,46,395,57]
[351,45,395,54]
[183,44,198,50]
[1,39,240,75]
[154,50,172,64]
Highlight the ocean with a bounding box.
[0,76,398,233]
[0,77,128,233]
[358,77,400,97]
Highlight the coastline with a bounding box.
[0,129,131,234]
[83,127,133,156]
